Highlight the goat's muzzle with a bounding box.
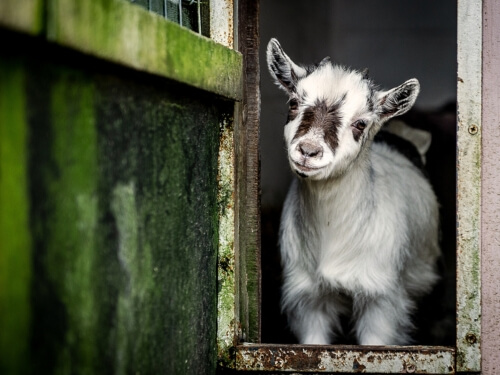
[297,141,323,159]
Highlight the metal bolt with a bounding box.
[466,332,477,344]
[406,363,416,373]
[274,356,284,369]
[468,124,478,135]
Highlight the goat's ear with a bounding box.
[377,79,420,120]
[267,38,307,93]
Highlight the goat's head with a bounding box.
[266,38,420,180]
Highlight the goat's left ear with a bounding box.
[267,38,307,94]
[377,79,420,120]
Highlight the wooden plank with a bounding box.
[218,0,261,368]
[46,0,243,100]
[211,5,252,368]
[236,344,456,374]
[481,0,500,373]
[456,0,482,372]
[236,0,261,344]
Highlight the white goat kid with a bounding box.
[267,38,440,345]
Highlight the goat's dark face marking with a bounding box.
[292,100,342,151]
[267,38,420,180]
[287,98,300,122]
[280,63,378,179]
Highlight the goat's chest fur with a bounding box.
[280,141,439,298]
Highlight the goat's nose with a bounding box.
[298,142,323,158]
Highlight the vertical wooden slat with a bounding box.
[236,0,261,344]
[481,0,500,373]
[456,0,482,372]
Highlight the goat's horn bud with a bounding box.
[318,56,331,67]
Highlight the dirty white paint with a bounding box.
[211,0,241,366]
[210,0,234,48]
[216,115,238,365]
[235,344,455,374]
[481,0,500,373]
[456,0,482,372]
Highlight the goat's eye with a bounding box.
[351,120,367,141]
[289,99,299,111]
[352,120,367,131]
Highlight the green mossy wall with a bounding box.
[0,40,227,375]
[0,56,32,375]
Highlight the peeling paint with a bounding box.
[235,344,456,374]
[216,113,238,367]
[456,0,482,372]
[210,0,234,48]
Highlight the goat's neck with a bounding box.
[298,157,373,215]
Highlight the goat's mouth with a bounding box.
[292,162,324,177]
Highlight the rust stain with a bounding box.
[465,332,477,345]
[236,345,322,371]
[234,344,456,373]
[352,358,366,372]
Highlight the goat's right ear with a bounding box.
[376,79,420,120]
[267,38,307,93]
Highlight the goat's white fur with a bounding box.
[267,38,440,345]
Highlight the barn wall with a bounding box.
[0,2,239,374]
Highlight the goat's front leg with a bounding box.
[284,288,346,345]
[353,291,414,345]
[289,302,334,345]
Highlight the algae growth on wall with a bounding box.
[0,40,228,374]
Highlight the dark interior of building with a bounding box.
[259,0,457,345]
